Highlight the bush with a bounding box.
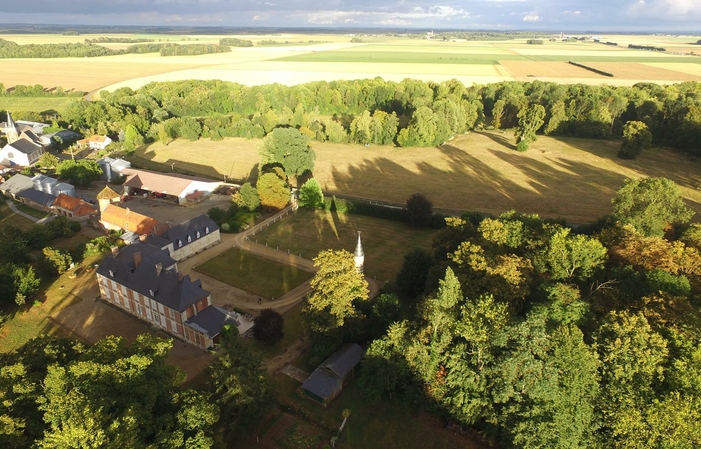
[253,308,284,344]
[405,193,433,228]
[298,178,324,209]
[221,223,231,232]
[239,182,261,211]
[349,201,405,222]
[207,207,227,226]
[41,247,73,275]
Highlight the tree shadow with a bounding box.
[473,130,517,150]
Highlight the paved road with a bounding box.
[177,204,381,314]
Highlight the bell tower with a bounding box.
[2,112,18,144]
[354,231,364,274]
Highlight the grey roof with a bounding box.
[185,306,239,337]
[321,343,365,379]
[96,242,208,313]
[5,139,41,155]
[17,188,55,207]
[162,214,219,248]
[144,234,171,249]
[302,368,342,401]
[0,174,33,194]
[43,130,82,142]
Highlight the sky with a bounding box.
[0,0,700,31]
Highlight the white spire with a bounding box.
[354,231,364,273]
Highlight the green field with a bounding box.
[0,96,78,113]
[255,209,437,282]
[0,201,36,229]
[197,247,313,299]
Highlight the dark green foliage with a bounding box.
[56,159,102,185]
[618,120,652,159]
[219,38,253,47]
[252,308,284,344]
[207,207,228,226]
[259,128,316,177]
[396,248,434,297]
[159,44,231,56]
[238,182,260,211]
[612,177,694,237]
[298,178,324,209]
[41,247,73,276]
[514,103,546,151]
[405,193,433,228]
[82,234,120,258]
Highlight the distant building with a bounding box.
[16,188,55,211]
[0,174,34,200]
[0,139,44,166]
[100,204,166,236]
[77,135,112,150]
[96,242,252,349]
[145,214,221,261]
[52,193,97,222]
[121,168,222,205]
[97,157,131,181]
[96,185,121,211]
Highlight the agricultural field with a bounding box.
[127,130,701,224]
[0,96,77,113]
[0,32,700,94]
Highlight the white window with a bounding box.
[169,309,176,319]
[178,240,182,248]
[7,152,14,159]
[187,235,192,243]
[108,270,114,277]
[205,227,209,234]
[196,231,200,238]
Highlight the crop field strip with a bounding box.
[126,130,701,224]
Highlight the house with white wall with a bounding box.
[0,139,44,166]
[121,168,222,205]
[145,214,221,261]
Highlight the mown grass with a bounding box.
[0,200,36,229]
[255,209,437,282]
[197,247,313,299]
[12,201,49,219]
[0,96,77,113]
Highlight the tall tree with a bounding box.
[405,193,433,228]
[514,103,546,152]
[298,178,324,209]
[612,177,694,237]
[306,249,369,332]
[256,172,289,211]
[618,120,652,159]
[259,127,316,177]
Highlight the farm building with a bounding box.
[0,174,34,200]
[40,130,82,147]
[145,214,221,261]
[16,188,55,211]
[0,138,44,166]
[301,343,365,406]
[96,242,251,349]
[121,168,222,205]
[32,174,76,197]
[97,157,131,181]
[52,193,97,222]
[100,204,166,236]
[77,135,112,150]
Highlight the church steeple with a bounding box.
[354,231,364,273]
[2,112,18,144]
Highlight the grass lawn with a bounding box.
[256,209,437,282]
[129,130,701,224]
[0,96,78,113]
[271,373,489,449]
[0,201,36,229]
[250,302,306,359]
[197,247,313,299]
[12,201,50,220]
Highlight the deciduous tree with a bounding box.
[252,309,284,344]
[259,127,316,177]
[405,193,433,228]
[256,172,288,211]
[298,178,324,209]
[618,120,652,159]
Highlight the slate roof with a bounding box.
[5,139,41,155]
[100,204,163,236]
[122,168,219,197]
[19,130,43,146]
[162,214,218,248]
[0,174,33,195]
[185,306,239,337]
[96,243,208,313]
[302,369,342,401]
[321,343,366,379]
[17,188,55,207]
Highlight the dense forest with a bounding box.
[45,77,701,156]
[0,39,232,58]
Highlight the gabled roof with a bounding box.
[53,193,96,216]
[100,204,163,236]
[185,306,239,337]
[321,343,365,379]
[78,135,110,144]
[162,214,218,248]
[97,186,121,200]
[122,168,219,197]
[17,188,55,207]
[4,139,41,155]
[19,130,43,146]
[0,174,33,194]
[302,368,341,401]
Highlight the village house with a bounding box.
[52,193,97,222]
[16,188,55,211]
[145,214,221,261]
[96,243,251,349]
[100,204,166,236]
[77,135,112,150]
[301,343,366,406]
[0,138,44,166]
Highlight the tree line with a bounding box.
[299,177,701,448]
[0,39,231,58]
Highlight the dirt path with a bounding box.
[265,336,310,374]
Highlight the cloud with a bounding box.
[563,10,581,15]
[627,0,701,20]
[522,12,540,21]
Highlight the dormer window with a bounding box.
[187,235,192,243]
[196,231,200,238]
[149,289,154,297]
[108,270,114,277]
[205,227,209,234]
[178,240,182,248]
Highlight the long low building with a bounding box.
[145,214,221,261]
[121,168,222,205]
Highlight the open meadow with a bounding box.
[0,32,700,96]
[127,129,701,224]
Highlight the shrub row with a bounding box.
[568,61,614,77]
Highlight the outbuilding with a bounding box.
[301,343,365,406]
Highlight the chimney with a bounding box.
[111,246,119,258]
[139,234,147,242]
[155,263,162,276]
[178,271,184,281]
[133,251,142,268]
[126,207,130,214]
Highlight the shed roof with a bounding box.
[301,368,342,401]
[53,193,96,216]
[17,188,55,207]
[321,343,366,379]
[122,168,219,197]
[185,306,239,337]
[100,204,163,236]
[0,174,33,194]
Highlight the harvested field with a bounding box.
[501,60,701,81]
[500,60,608,79]
[644,62,701,77]
[127,131,701,224]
